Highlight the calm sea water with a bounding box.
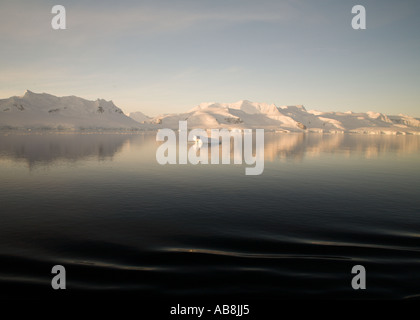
[0,132,419,299]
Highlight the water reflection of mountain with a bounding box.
[1,132,419,168]
[264,133,420,162]
[0,133,142,167]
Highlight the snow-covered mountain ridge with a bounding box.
[0,90,140,130]
[148,100,420,134]
[1,92,419,134]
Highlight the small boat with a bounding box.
[192,135,221,145]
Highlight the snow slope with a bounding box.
[0,90,141,130]
[128,111,151,123]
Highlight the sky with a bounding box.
[0,0,419,117]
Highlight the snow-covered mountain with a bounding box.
[147,100,420,134]
[1,92,419,134]
[0,90,141,130]
[128,111,151,123]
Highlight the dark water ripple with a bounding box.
[1,133,420,300]
[1,229,420,299]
